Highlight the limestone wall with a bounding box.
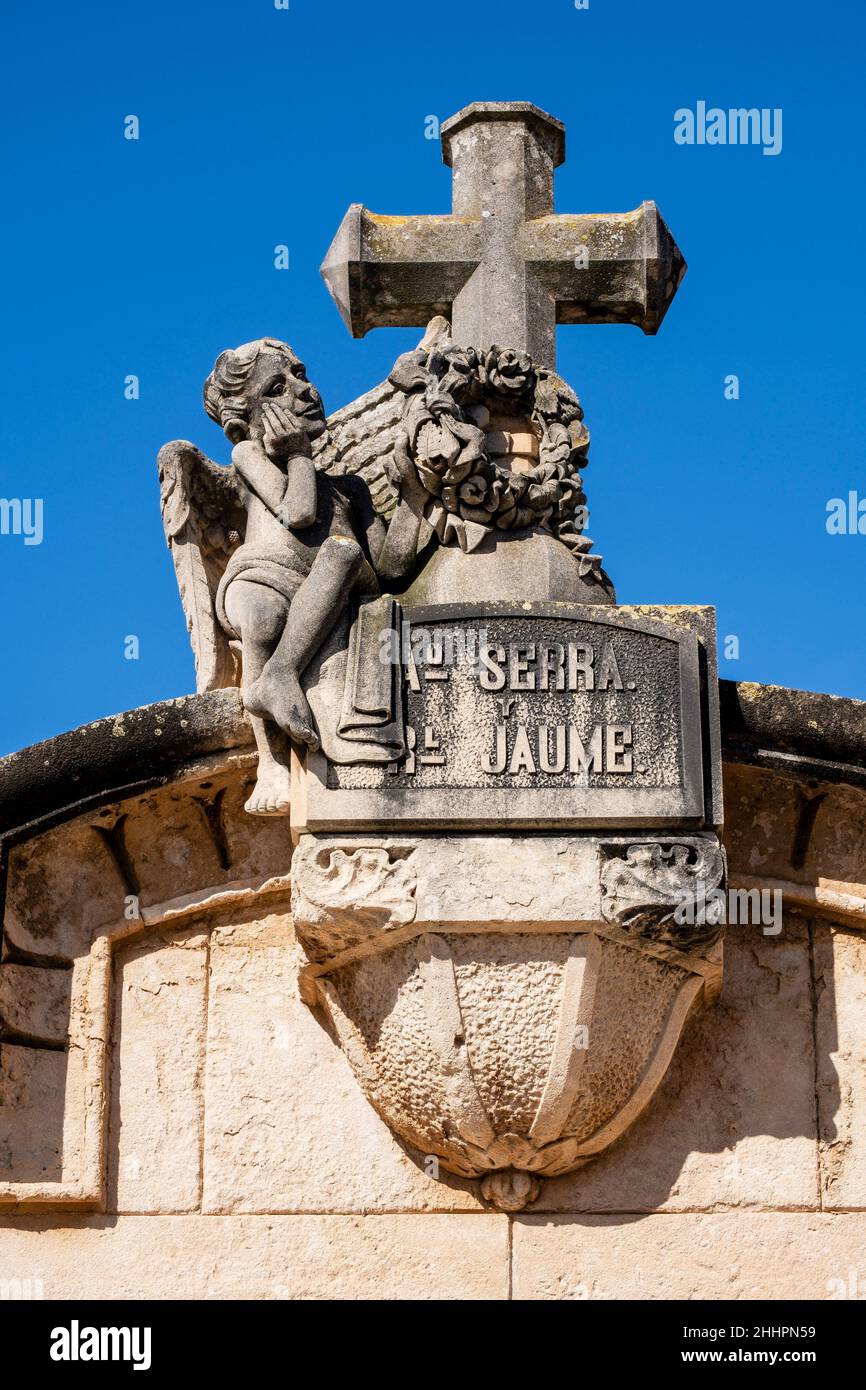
[2,914,864,1298]
[1,694,865,1300]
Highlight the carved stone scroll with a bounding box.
[601,840,726,953]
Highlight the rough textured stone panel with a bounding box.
[109,929,208,1213]
[0,963,72,1044]
[0,1214,508,1299]
[201,919,482,1212]
[816,925,866,1209]
[0,1046,69,1184]
[513,1212,866,1300]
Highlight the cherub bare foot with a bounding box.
[244,760,291,816]
[245,671,319,750]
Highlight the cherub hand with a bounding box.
[393,430,424,496]
[261,401,310,461]
[391,436,422,492]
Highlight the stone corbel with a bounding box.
[292,833,725,1210]
[600,840,727,953]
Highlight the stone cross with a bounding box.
[321,102,686,368]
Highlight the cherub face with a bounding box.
[244,350,327,444]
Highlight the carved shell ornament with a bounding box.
[388,340,609,580]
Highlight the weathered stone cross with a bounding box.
[321,102,686,368]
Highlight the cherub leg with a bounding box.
[223,579,292,815]
[245,536,364,746]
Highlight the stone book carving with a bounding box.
[152,101,718,1210]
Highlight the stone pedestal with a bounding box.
[402,528,614,607]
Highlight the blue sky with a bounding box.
[2,0,864,756]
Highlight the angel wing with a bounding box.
[313,317,453,516]
[157,441,247,692]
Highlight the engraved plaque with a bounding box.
[297,602,721,833]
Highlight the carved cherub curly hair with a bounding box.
[203,337,303,443]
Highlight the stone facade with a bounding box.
[1,684,864,1298]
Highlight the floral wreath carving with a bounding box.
[388,340,611,586]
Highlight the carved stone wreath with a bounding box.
[389,341,607,581]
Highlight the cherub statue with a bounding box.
[158,337,419,815]
[161,321,601,816]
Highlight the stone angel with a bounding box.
[158,337,420,815]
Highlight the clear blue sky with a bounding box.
[2,0,864,756]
